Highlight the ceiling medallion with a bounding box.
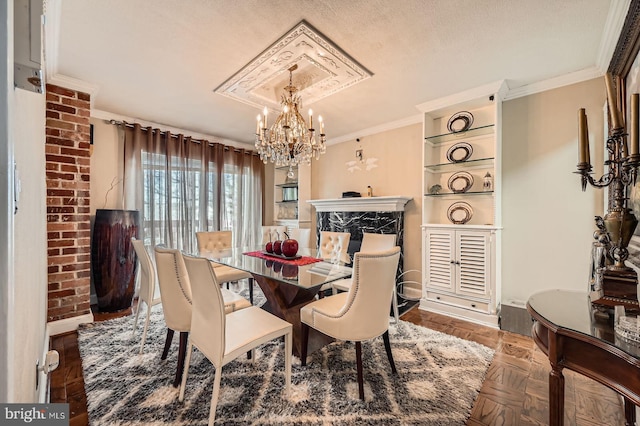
[214,20,373,111]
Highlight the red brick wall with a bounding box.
[45,84,92,322]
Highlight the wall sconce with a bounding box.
[346,138,379,173]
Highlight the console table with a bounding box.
[527,289,640,426]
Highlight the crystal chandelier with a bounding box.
[255,64,326,170]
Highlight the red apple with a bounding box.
[282,237,299,258]
[265,241,273,253]
[273,240,283,255]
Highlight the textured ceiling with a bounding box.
[52,0,614,145]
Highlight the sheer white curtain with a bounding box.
[123,123,263,253]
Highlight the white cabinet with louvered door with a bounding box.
[422,225,498,328]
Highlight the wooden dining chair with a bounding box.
[300,247,401,401]
[131,238,162,354]
[331,233,400,322]
[180,254,292,426]
[153,245,251,387]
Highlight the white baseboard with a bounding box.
[47,313,94,337]
[419,298,500,329]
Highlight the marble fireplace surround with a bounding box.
[307,196,412,273]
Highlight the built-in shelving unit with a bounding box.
[273,164,311,231]
[417,81,507,328]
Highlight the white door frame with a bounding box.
[1,0,16,402]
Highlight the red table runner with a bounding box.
[244,251,323,266]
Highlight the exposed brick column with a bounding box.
[45,84,91,322]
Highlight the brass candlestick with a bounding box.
[578,77,640,311]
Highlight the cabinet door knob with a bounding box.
[450,260,456,264]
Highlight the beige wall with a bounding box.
[501,77,605,306]
[90,118,125,211]
[311,124,424,286]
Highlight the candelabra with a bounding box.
[578,74,640,311]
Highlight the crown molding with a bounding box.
[91,109,247,149]
[43,0,62,82]
[503,67,603,101]
[597,0,633,72]
[416,80,508,114]
[327,114,423,146]
[47,73,100,100]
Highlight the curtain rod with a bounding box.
[105,119,257,155]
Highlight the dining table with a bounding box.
[199,246,352,357]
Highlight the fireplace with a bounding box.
[307,196,412,274]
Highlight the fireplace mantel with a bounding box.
[307,196,412,212]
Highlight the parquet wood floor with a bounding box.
[50,305,626,425]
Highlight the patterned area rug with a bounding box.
[78,302,494,425]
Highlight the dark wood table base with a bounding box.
[253,274,333,357]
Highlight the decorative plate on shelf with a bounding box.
[446,142,473,163]
[447,202,474,224]
[447,111,474,133]
[448,171,474,193]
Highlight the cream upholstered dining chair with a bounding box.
[195,230,255,303]
[131,238,162,354]
[180,254,292,426]
[317,231,351,296]
[300,247,401,401]
[318,231,351,264]
[154,245,251,387]
[288,228,311,249]
[260,225,287,245]
[331,233,400,322]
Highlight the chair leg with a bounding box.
[382,330,397,374]
[208,367,223,426]
[284,331,291,395]
[139,303,152,354]
[355,341,364,401]
[391,286,400,323]
[178,340,193,402]
[161,329,174,360]
[173,331,189,387]
[300,323,310,366]
[131,300,142,338]
[249,278,254,305]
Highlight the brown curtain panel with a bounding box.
[123,123,263,253]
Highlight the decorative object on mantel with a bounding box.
[577,73,640,313]
[342,191,361,198]
[254,64,326,172]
